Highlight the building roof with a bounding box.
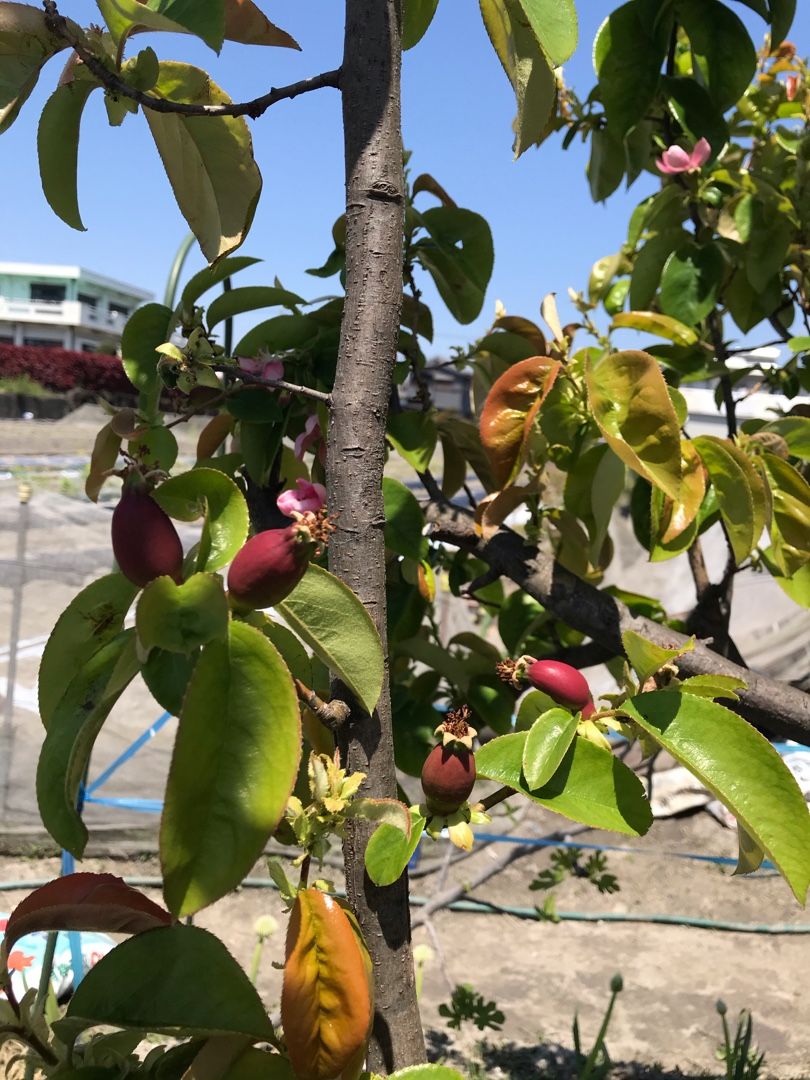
[0,262,152,300]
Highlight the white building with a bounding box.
[0,262,152,352]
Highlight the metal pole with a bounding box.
[2,481,31,812]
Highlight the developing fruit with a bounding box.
[526,659,591,711]
[420,705,477,816]
[111,482,183,588]
[227,511,332,611]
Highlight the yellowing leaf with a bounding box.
[0,2,72,134]
[585,349,683,500]
[145,62,262,263]
[658,440,706,543]
[479,355,561,487]
[281,890,373,1080]
[223,0,299,47]
[694,436,770,563]
[610,311,698,346]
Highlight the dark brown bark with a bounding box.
[326,0,425,1072]
[428,503,810,744]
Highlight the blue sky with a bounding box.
[1,1,775,352]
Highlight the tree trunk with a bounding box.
[326,0,426,1072]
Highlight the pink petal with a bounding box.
[661,145,692,171]
[656,158,682,175]
[689,137,711,168]
[263,359,284,381]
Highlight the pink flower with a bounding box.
[237,350,284,382]
[656,137,711,175]
[7,951,33,972]
[786,75,800,101]
[294,415,324,461]
[278,479,327,516]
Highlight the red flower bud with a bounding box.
[526,659,591,710]
[111,484,183,588]
[227,524,313,610]
[421,744,476,816]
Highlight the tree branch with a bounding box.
[43,1,340,120]
[294,678,349,731]
[427,502,810,744]
[215,365,332,405]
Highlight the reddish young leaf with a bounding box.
[1,874,171,973]
[479,356,561,488]
[281,889,373,1080]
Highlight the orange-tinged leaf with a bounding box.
[197,411,234,461]
[659,440,707,543]
[492,315,547,353]
[281,889,373,1080]
[223,0,300,48]
[474,484,535,539]
[85,422,122,502]
[479,356,561,487]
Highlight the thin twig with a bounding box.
[216,365,332,405]
[294,677,350,731]
[43,1,340,120]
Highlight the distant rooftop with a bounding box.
[0,262,152,301]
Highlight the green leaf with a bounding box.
[678,674,747,701]
[220,1049,296,1080]
[662,76,728,155]
[180,256,261,310]
[621,692,810,902]
[97,0,226,52]
[659,242,725,326]
[762,557,810,608]
[610,311,697,346]
[245,612,312,684]
[414,207,494,323]
[745,199,792,292]
[585,350,683,500]
[769,0,796,46]
[232,313,318,357]
[621,628,693,684]
[515,688,563,730]
[677,0,756,109]
[693,436,769,563]
[365,810,426,886]
[402,0,440,48]
[523,708,579,789]
[121,303,175,417]
[383,477,427,560]
[206,285,303,329]
[67,924,274,1038]
[39,573,138,728]
[516,0,577,64]
[476,731,652,836]
[480,0,558,157]
[37,78,98,232]
[145,63,262,263]
[629,229,690,311]
[276,564,384,714]
[389,1067,468,1080]
[37,632,139,856]
[388,409,437,472]
[0,3,71,134]
[787,336,810,356]
[141,648,197,716]
[587,128,625,203]
[593,2,671,136]
[762,452,810,565]
[136,574,229,654]
[736,823,764,876]
[161,621,300,916]
[152,468,248,572]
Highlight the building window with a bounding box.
[24,337,62,347]
[108,301,130,318]
[0,335,13,344]
[78,292,98,308]
[30,282,66,303]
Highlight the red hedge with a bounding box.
[0,344,134,396]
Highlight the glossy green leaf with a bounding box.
[677,0,756,109]
[388,409,437,472]
[663,76,729,154]
[37,78,98,231]
[659,243,725,326]
[145,63,262,263]
[762,557,810,608]
[480,0,558,157]
[152,468,248,572]
[0,3,71,134]
[37,632,139,856]
[762,452,810,562]
[629,229,690,311]
[68,925,274,1038]
[389,1067,468,1080]
[735,824,764,876]
[694,436,769,563]
[622,692,810,902]
[516,0,577,64]
[206,285,303,329]
[402,0,440,48]
[611,311,697,346]
[233,313,318,358]
[678,674,747,701]
[587,127,624,203]
[120,303,174,417]
[770,0,796,46]
[586,350,683,500]
[476,731,652,836]
[383,477,427,560]
[141,648,197,716]
[622,629,694,684]
[593,2,670,136]
[136,574,229,654]
[97,0,225,52]
[39,573,138,728]
[245,613,312,685]
[414,207,494,323]
[161,621,300,916]
[515,688,562,730]
[523,708,579,789]
[365,810,425,886]
[276,565,384,714]
[180,256,261,310]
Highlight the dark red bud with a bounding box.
[421,744,476,816]
[227,525,312,611]
[580,697,596,719]
[527,659,591,710]
[112,485,184,588]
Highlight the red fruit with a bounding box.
[227,525,312,610]
[112,484,183,588]
[527,659,591,710]
[421,744,476,816]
